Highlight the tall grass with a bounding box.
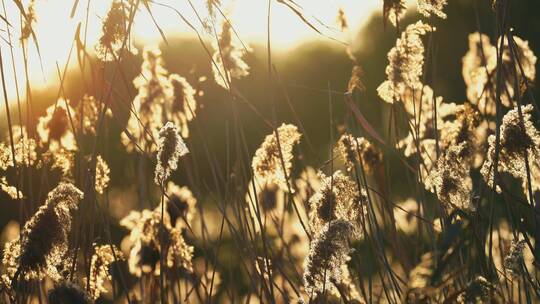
[0,0,539,303]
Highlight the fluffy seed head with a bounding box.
[154,122,189,185]
[252,124,301,192]
[417,0,448,19]
[96,0,137,61]
[481,105,540,194]
[377,21,434,104]
[337,134,382,174]
[95,155,111,195]
[303,220,355,297]
[3,183,83,281]
[308,171,367,237]
[84,244,123,300]
[383,0,406,27]
[503,239,527,278]
[211,20,251,89]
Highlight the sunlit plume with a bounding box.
[396,86,449,186]
[485,221,535,281]
[122,47,198,153]
[122,47,172,153]
[462,32,537,115]
[336,133,382,174]
[294,166,321,205]
[377,21,434,104]
[393,198,420,234]
[211,19,251,89]
[120,205,194,277]
[417,0,448,19]
[456,276,495,303]
[2,183,83,282]
[302,220,356,298]
[407,252,435,291]
[41,148,75,181]
[383,0,407,27]
[0,126,37,170]
[426,142,474,211]
[168,74,198,138]
[84,244,123,300]
[95,155,111,195]
[96,0,138,61]
[36,100,78,152]
[252,123,302,192]
[20,0,37,42]
[308,170,367,236]
[162,181,197,229]
[0,177,24,199]
[154,122,189,186]
[481,104,540,194]
[504,238,527,279]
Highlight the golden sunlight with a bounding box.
[0,0,380,102]
[1,0,540,302]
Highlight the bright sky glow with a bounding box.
[0,0,383,102]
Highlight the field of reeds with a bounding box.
[0,0,540,303]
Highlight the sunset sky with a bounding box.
[0,0,388,101]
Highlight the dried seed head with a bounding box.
[503,239,527,278]
[308,171,366,238]
[154,122,189,185]
[120,209,164,276]
[408,252,434,290]
[295,166,321,204]
[3,183,83,281]
[0,177,24,199]
[383,0,406,27]
[303,220,355,297]
[347,65,365,93]
[96,0,137,61]
[164,182,197,228]
[377,21,434,104]
[84,244,123,300]
[166,228,194,271]
[245,178,285,233]
[211,20,251,89]
[394,199,420,234]
[0,126,37,170]
[462,32,537,115]
[481,104,540,194]
[252,123,301,191]
[120,205,193,277]
[122,47,196,152]
[417,0,448,19]
[20,0,36,42]
[439,104,483,165]
[337,134,382,174]
[426,142,474,211]
[95,155,111,195]
[122,47,172,152]
[168,74,198,138]
[462,32,498,115]
[43,148,75,180]
[37,101,77,152]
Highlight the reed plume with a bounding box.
[3,183,83,282]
